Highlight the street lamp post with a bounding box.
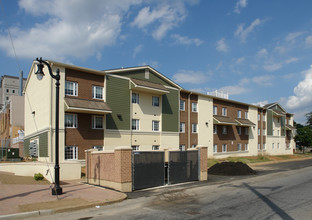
[35,57,63,195]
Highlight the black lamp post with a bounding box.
[35,57,63,195]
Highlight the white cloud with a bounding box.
[263,57,299,71]
[131,2,189,40]
[273,46,287,54]
[133,44,143,58]
[218,85,249,95]
[172,70,209,84]
[285,32,304,43]
[216,38,229,52]
[239,75,274,86]
[234,0,248,14]
[252,100,269,107]
[305,35,312,48]
[171,34,203,46]
[235,57,245,65]
[235,18,264,42]
[256,48,268,57]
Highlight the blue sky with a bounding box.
[0,0,312,123]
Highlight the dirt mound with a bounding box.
[208,162,256,176]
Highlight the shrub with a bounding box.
[34,173,44,181]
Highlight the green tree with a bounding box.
[295,126,312,153]
[306,112,312,128]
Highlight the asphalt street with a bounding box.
[25,159,312,220]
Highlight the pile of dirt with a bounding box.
[208,162,256,176]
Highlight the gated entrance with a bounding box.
[132,151,165,191]
[132,150,199,190]
[168,150,199,184]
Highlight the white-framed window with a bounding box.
[245,111,248,119]
[213,125,217,134]
[65,81,78,96]
[92,115,103,129]
[258,113,260,121]
[152,120,160,131]
[263,144,266,149]
[237,110,241,118]
[277,143,280,149]
[132,145,139,151]
[92,86,103,99]
[152,96,159,106]
[180,122,185,133]
[222,126,227,134]
[180,100,185,111]
[272,143,274,149]
[222,107,227,116]
[192,103,198,112]
[192,123,198,133]
[132,93,139,104]
[263,113,266,121]
[6,89,9,93]
[258,144,260,150]
[152,145,159,150]
[237,143,241,151]
[65,113,77,128]
[245,144,248,151]
[191,144,197,148]
[222,144,227,152]
[237,127,242,135]
[258,128,260,136]
[12,89,15,94]
[263,129,266,136]
[132,119,139,130]
[65,146,78,160]
[213,106,217,115]
[179,145,185,151]
[213,144,218,153]
[245,127,249,135]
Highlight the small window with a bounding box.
[152,120,160,131]
[6,89,9,93]
[222,144,227,152]
[92,115,103,129]
[152,145,159,150]
[93,86,103,99]
[65,114,77,128]
[258,144,260,150]
[180,100,185,111]
[132,119,139,130]
[179,145,185,151]
[192,123,198,133]
[272,143,274,149]
[245,144,248,151]
[65,81,78,96]
[192,103,198,112]
[213,144,218,153]
[12,89,15,94]
[93,146,103,151]
[65,146,78,160]
[245,112,248,119]
[258,128,260,136]
[277,143,280,149]
[213,125,217,134]
[132,93,139,104]
[152,96,159,106]
[180,122,185,133]
[222,107,227,116]
[237,143,241,151]
[222,126,227,134]
[237,127,242,135]
[213,106,217,115]
[6,97,9,101]
[258,113,260,121]
[245,127,249,135]
[237,110,241,118]
[191,144,197,148]
[132,145,139,151]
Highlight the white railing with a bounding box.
[207,90,229,99]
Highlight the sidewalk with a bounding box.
[0,171,127,219]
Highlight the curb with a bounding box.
[0,195,127,220]
[248,157,312,167]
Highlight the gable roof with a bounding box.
[263,102,287,113]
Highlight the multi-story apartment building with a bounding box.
[24,60,295,163]
[0,74,26,110]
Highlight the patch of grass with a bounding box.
[207,159,220,168]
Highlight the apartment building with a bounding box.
[24,61,181,163]
[24,60,295,163]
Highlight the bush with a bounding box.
[34,173,44,181]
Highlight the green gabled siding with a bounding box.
[267,110,273,135]
[24,138,30,157]
[39,132,48,157]
[106,76,130,130]
[162,88,179,132]
[111,69,173,87]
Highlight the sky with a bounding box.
[0,0,312,124]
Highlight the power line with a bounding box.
[0,0,22,72]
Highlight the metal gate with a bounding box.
[132,151,165,190]
[168,150,199,184]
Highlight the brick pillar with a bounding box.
[197,146,208,181]
[114,146,132,192]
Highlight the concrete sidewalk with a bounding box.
[0,172,127,219]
